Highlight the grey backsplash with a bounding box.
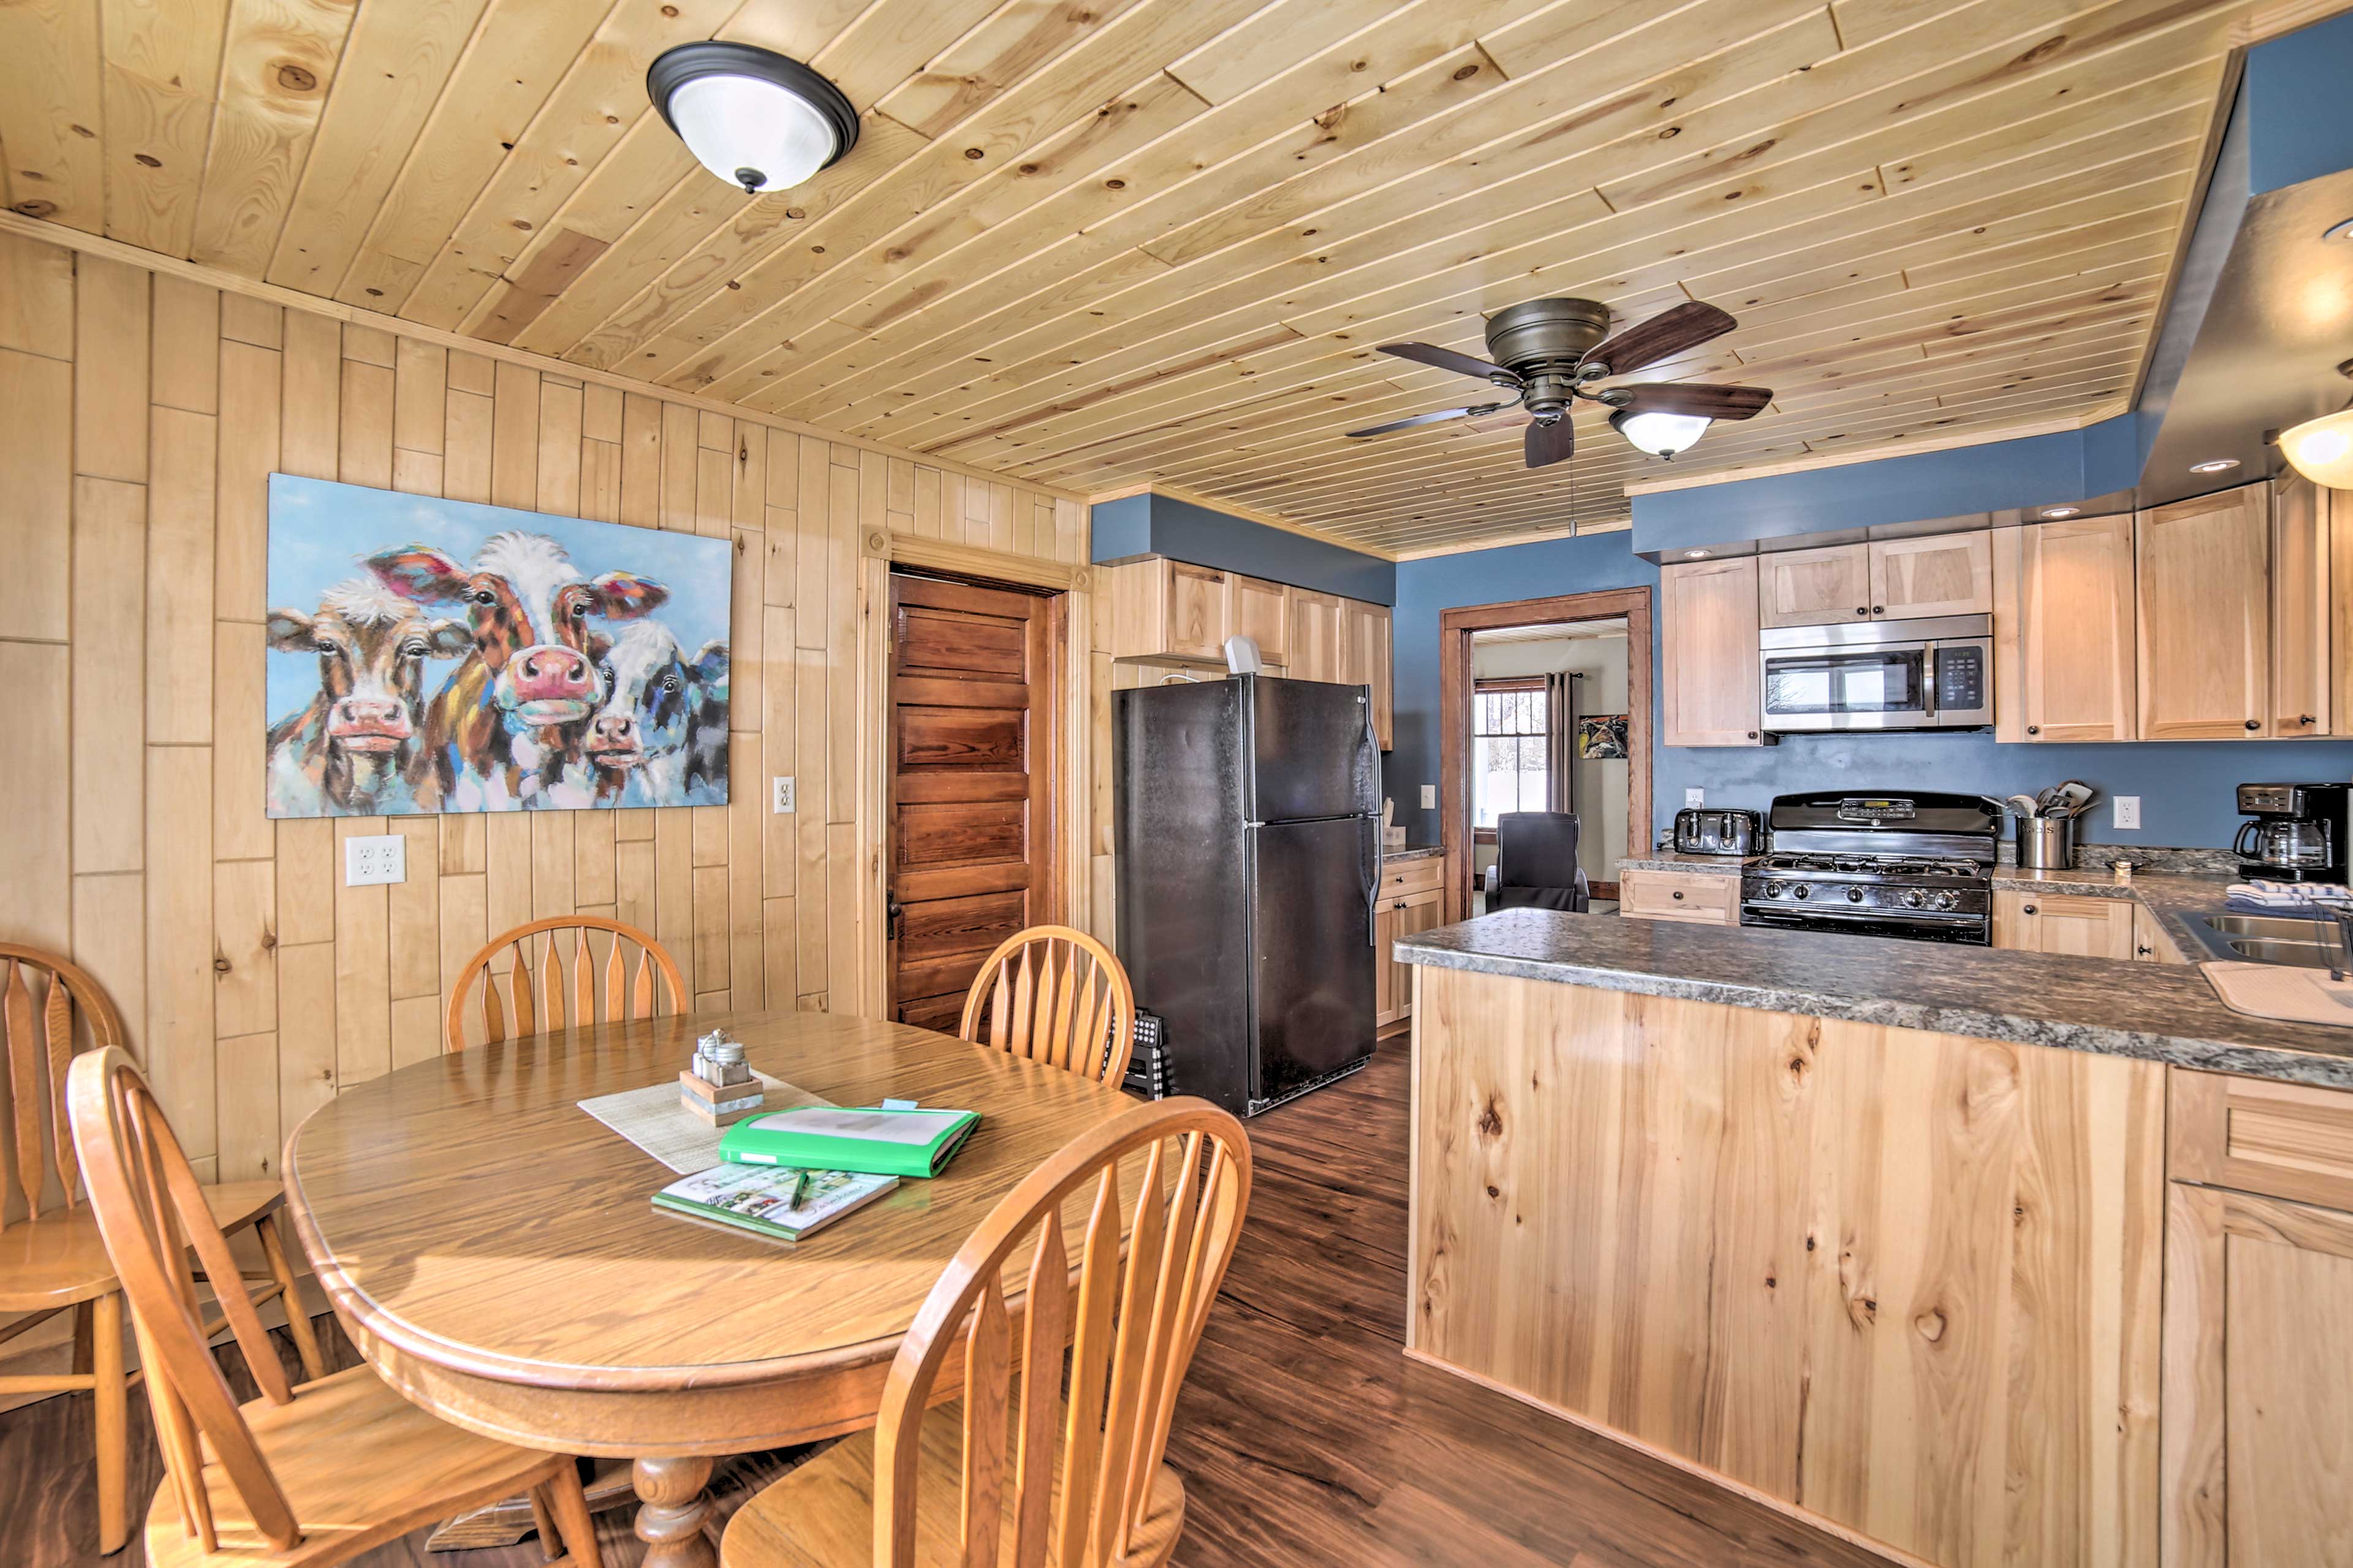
[1994,843,2242,875]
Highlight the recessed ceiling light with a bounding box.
[2042,506,2082,518]
[648,42,858,195]
[1684,548,1711,559]
[2326,216,2353,243]
[2190,458,2240,473]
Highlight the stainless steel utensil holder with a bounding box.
[2015,817,2074,871]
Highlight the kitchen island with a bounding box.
[1398,909,2353,1568]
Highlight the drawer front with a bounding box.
[2172,1068,2353,1211]
[1382,857,1442,898]
[1620,869,1739,924]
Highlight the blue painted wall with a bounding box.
[2246,9,2353,194]
[1089,491,1395,604]
[1387,531,2353,851]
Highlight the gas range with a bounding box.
[1740,792,2002,945]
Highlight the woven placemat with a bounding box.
[2202,961,2353,1029]
[578,1071,833,1174]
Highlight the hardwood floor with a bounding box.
[2,1040,1888,1568]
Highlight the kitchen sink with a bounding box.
[2224,937,2342,968]
[2202,914,2341,941]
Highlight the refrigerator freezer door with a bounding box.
[1248,814,1377,1108]
[1243,675,1379,825]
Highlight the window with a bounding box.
[1472,678,1550,831]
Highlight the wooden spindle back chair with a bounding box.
[66,1048,602,1566]
[446,916,685,1051]
[957,926,1136,1086]
[721,1096,1251,1568]
[2,944,320,1554]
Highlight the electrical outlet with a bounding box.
[772,775,796,814]
[1685,787,1705,808]
[2113,795,2142,830]
[343,833,405,887]
[1420,784,1436,810]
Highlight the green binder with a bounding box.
[719,1104,980,1178]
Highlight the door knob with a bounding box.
[886,899,904,939]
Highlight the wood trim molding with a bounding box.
[854,546,1096,1020]
[0,210,1086,508]
[1618,407,2128,497]
[1390,518,1631,561]
[2233,0,2353,44]
[1437,588,1654,922]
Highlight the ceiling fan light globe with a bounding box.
[1610,409,1710,457]
[2281,409,2353,487]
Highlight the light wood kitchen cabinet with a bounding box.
[2139,486,2271,740]
[2271,472,2331,737]
[1104,556,1230,661]
[1757,543,1871,628]
[1287,589,1344,683]
[1661,556,1765,746]
[1376,884,1442,1029]
[2165,1070,2353,1567]
[1228,572,1289,666]
[1870,531,1991,618]
[1992,888,2136,958]
[1341,597,1393,748]
[1998,514,2139,741]
[1618,867,1740,925]
[2134,903,2186,963]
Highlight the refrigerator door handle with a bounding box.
[1362,691,1382,947]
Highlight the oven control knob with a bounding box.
[1846,887,1865,903]
[1764,881,1786,898]
[1791,884,1810,900]
[1934,890,1958,910]
[1902,889,1924,907]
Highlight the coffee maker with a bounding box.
[2234,782,2353,882]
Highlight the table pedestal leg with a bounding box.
[633,1455,717,1568]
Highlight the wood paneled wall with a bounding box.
[0,228,1087,1204]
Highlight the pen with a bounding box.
[790,1168,811,1209]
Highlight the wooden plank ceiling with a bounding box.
[0,0,2265,557]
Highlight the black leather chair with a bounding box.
[1484,811,1590,912]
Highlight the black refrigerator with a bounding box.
[1113,675,1381,1116]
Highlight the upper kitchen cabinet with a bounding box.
[1229,574,1290,667]
[1870,532,1991,618]
[1662,556,1765,746]
[1105,557,1230,662]
[1288,590,1345,683]
[1994,515,2138,742]
[1341,598,1393,749]
[1757,544,1871,628]
[2272,473,2332,737]
[2138,487,2270,740]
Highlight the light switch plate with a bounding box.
[344,833,405,887]
[1684,787,1705,808]
[1420,784,1436,810]
[2113,795,2142,830]
[772,776,795,814]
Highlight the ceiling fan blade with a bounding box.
[1525,417,1575,469]
[1377,342,1520,384]
[1583,302,1738,377]
[1614,382,1772,420]
[1346,401,1508,439]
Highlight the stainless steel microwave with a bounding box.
[1758,613,1992,733]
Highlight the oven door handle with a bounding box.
[1920,640,1939,720]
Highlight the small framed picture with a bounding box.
[1575,714,1628,760]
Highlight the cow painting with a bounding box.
[262,580,471,817]
[264,475,733,817]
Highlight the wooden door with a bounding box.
[1661,557,1762,745]
[1229,574,1289,665]
[1288,590,1343,681]
[1992,890,2134,958]
[2139,486,2270,739]
[2270,473,2330,737]
[1757,543,1870,628]
[887,574,1057,1031]
[2020,515,2137,741]
[1871,532,1991,618]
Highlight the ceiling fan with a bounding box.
[1346,298,1772,469]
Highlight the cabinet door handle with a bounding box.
[2301,714,2319,726]
[2246,719,2262,731]
[2026,725,2040,735]
[1746,730,1759,740]
[1854,605,1869,616]
[1871,604,1884,615]
[2136,944,2153,956]
[1672,890,1685,901]
[2022,904,2038,916]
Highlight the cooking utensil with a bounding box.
[2006,793,2042,819]
[2051,780,2096,818]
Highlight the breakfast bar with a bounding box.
[1398,908,2353,1568]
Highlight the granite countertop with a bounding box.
[1383,845,1444,862]
[1397,904,2353,1089]
[1619,851,1751,873]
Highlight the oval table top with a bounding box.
[280,1007,1143,1457]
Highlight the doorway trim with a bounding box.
[1438,587,1654,924]
[856,529,1095,1019]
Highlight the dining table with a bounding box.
[278,1006,1146,1568]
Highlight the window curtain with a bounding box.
[1545,672,1577,814]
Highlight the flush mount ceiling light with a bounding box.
[1610,408,1710,458]
[2042,506,2082,518]
[2326,216,2353,243]
[648,42,858,195]
[2189,458,2240,474]
[2281,408,2353,487]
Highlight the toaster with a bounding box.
[1672,808,1761,857]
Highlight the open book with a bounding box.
[651,1162,897,1244]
